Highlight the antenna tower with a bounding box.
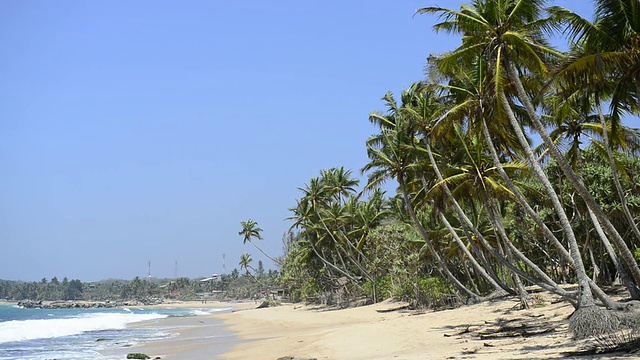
[222,253,226,274]
[148,260,151,278]
[175,260,178,278]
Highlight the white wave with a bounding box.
[208,307,232,312]
[188,307,232,316]
[191,309,211,316]
[0,312,168,344]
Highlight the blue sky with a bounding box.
[1,1,595,282]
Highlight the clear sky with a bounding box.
[1,1,595,282]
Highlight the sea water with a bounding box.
[0,303,231,360]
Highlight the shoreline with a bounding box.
[106,300,257,360]
[114,294,612,360]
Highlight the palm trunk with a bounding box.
[438,212,508,294]
[420,174,499,286]
[423,137,574,300]
[398,176,481,301]
[576,154,640,298]
[304,234,361,286]
[505,61,640,294]
[482,116,620,306]
[596,97,640,242]
[483,198,530,307]
[423,139,511,294]
[318,216,376,291]
[249,240,283,266]
[480,118,573,264]
[498,88,594,307]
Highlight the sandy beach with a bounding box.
[112,294,640,360]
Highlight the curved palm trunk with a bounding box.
[398,177,481,301]
[575,152,640,298]
[423,138,575,300]
[420,175,499,287]
[505,62,640,294]
[245,266,266,288]
[498,89,594,308]
[596,98,640,243]
[303,234,362,287]
[483,198,530,307]
[437,212,508,294]
[317,216,376,291]
[249,240,283,266]
[423,140,511,294]
[481,118,624,304]
[480,118,572,263]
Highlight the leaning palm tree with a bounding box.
[551,2,640,268]
[364,92,483,301]
[239,253,254,274]
[239,253,264,286]
[543,89,639,296]
[418,0,598,309]
[396,82,517,297]
[239,219,282,265]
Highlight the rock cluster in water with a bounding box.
[17,298,164,309]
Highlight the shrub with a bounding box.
[126,353,150,359]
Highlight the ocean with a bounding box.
[0,303,233,360]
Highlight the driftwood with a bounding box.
[479,323,555,339]
[444,325,473,337]
[375,304,409,313]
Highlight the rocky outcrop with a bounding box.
[17,298,164,309]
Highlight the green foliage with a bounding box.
[0,268,281,303]
[300,278,321,302]
[126,353,150,359]
[412,277,455,309]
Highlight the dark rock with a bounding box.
[16,299,164,309]
[126,353,151,359]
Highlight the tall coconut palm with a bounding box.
[321,167,360,203]
[239,219,282,265]
[239,253,254,274]
[543,89,640,298]
[288,176,365,286]
[239,253,264,286]
[549,0,640,114]
[550,2,640,260]
[418,0,598,308]
[364,90,484,301]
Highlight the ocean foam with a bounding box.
[0,312,167,344]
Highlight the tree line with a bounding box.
[0,265,279,303]
[264,0,640,343]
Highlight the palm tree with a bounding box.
[239,219,282,265]
[399,82,517,297]
[549,1,640,113]
[239,253,254,274]
[288,176,364,286]
[543,89,640,298]
[418,0,597,309]
[321,167,360,203]
[364,90,483,301]
[550,2,640,272]
[432,58,586,292]
[239,253,264,287]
